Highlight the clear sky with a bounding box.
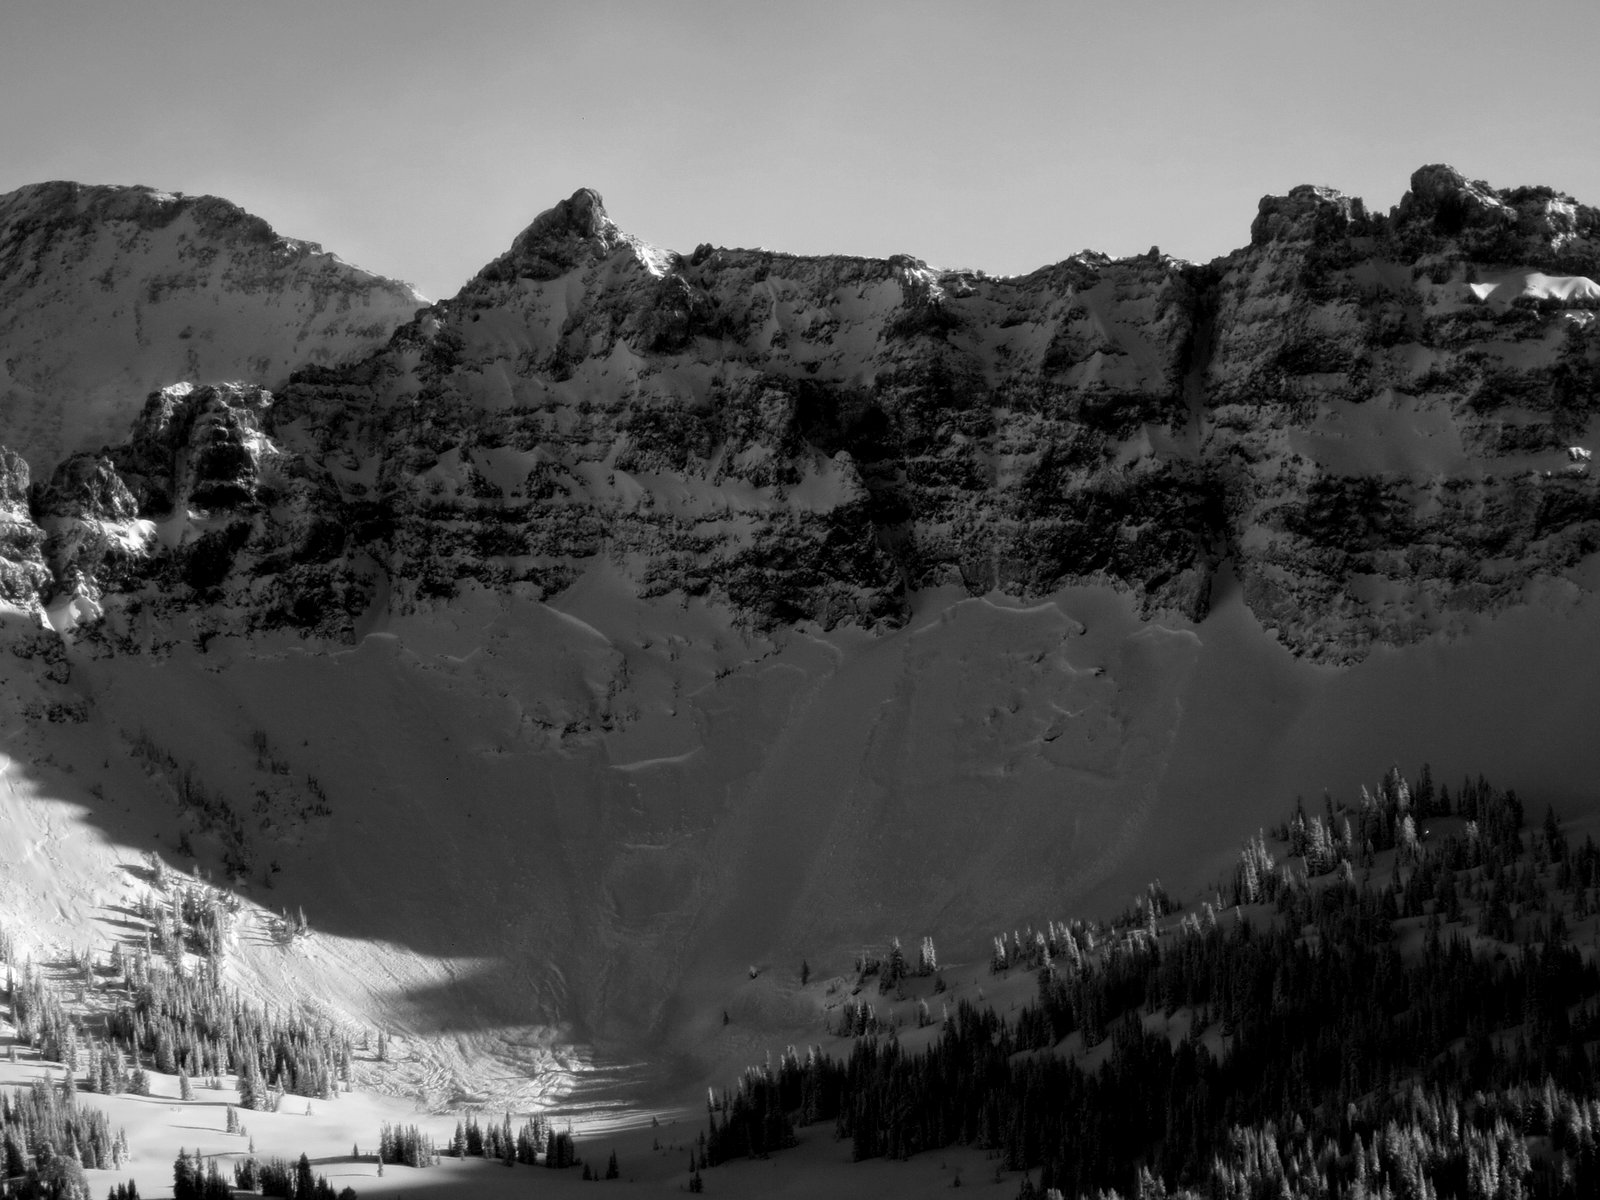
[4,1,1599,300]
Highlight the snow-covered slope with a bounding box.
[0,181,426,475]
[7,560,1600,1118]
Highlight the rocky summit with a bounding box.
[4,165,1598,663]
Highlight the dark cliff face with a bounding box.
[8,171,1600,662]
[0,450,49,609]
[1196,165,1600,657]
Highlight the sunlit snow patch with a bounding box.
[43,593,101,633]
[1468,270,1600,308]
[623,233,676,277]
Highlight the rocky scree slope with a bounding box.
[7,166,1600,662]
[0,181,426,475]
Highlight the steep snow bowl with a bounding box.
[6,561,1600,1118]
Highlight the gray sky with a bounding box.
[5,1,1598,300]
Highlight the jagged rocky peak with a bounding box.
[480,187,629,282]
[1398,163,1515,231]
[520,186,612,247]
[1244,164,1600,265]
[1250,184,1368,246]
[275,183,1216,634]
[0,179,426,477]
[1389,163,1600,265]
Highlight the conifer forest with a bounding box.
[700,770,1600,1199]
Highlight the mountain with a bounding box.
[0,181,427,475]
[2,166,1600,1122]
[20,166,1597,660]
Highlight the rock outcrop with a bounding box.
[0,449,48,613]
[31,382,366,641]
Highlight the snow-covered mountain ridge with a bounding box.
[0,181,426,476]
[7,165,1600,662]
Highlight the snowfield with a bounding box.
[6,560,1600,1129]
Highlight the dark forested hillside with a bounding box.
[703,769,1600,1199]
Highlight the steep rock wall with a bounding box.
[11,167,1600,663]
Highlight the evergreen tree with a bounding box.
[237,1057,261,1111]
[172,1148,197,1200]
